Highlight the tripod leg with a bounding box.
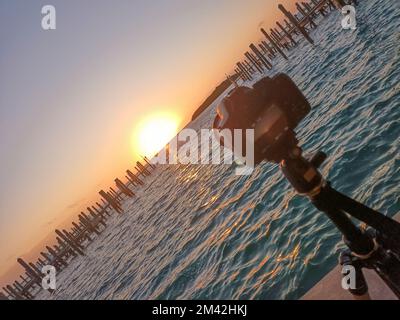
[329,188,400,245]
[340,250,371,300]
[312,186,376,256]
[327,188,400,298]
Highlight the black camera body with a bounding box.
[213,73,311,164]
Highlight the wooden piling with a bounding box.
[136,161,152,176]
[242,59,254,74]
[99,189,123,214]
[0,292,8,300]
[47,246,69,267]
[245,52,264,73]
[296,2,317,29]
[109,187,121,201]
[3,286,15,300]
[261,28,288,60]
[270,28,283,48]
[64,229,84,250]
[237,62,252,81]
[88,207,107,227]
[142,156,156,169]
[115,178,135,198]
[278,4,314,45]
[55,229,85,256]
[80,212,101,235]
[277,21,297,46]
[261,40,276,58]
[249,43,272,70]
[28,263,43,280]
[92,205,106,220]
[96,201,111,216]
[6,285,23,300]
[17,258,41,283]
[72,221,83,233]
[234,68,245,82]
[127,170,144,186]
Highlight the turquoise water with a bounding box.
[38,0,399,300]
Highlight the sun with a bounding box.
[133,112,181,157]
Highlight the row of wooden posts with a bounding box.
[0,157,157,300]
[234,0,359,82]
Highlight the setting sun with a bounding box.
[133,112,181,157]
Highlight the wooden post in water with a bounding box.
[284,19,298,35]
[137,161,152,176]
[250,51,264,69]
[96,201,111,217]
[110,187,123,201]
[0,292,8,300]
[88,207,107,227]
[236,63,246,81]
[55,229,85,256]
[92,205,106,220]
[249,43,272,70]
[57,236,79,256]
[296,2,317,29]
[258,43,273,62]
[303,2,316,18]
[242,59,254,74]
[127,170,144,186]
[2,287,13,299]
[270,28,283,48]
[6,285,23,300]
[12,282,27,299]
[235,68,246,82]
[99,190,123,214]
[125,175,134,186]
[311,0,326,16]
[277,21,297,46]
[278,4,314,45]
[72,221,83,234]
[49,244,69,267]
[261,40,276,58]
[40,251,55,271]
[261,28,288,60]
[37,258,46,267]
[237,62,252,81]
[17,258,42,285]
[332,0,347,9]
[245,52,263,73]
[258,43,268,56]
[3,286,15,300]
[20,274,29,284]
[115,178,135,198]
[64,229,84,250]
[268,28,280,48]
[14,280,32,300]
[80,212,101,235]
[142,156,156,169]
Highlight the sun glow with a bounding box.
[133,112,181,157]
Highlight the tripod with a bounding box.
[280,145,400,299]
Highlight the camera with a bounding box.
[213,73,311,164]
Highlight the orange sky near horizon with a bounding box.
[0,0,299,287]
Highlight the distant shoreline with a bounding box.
[191,75,239,121]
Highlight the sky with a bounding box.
[0,0,297,284]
